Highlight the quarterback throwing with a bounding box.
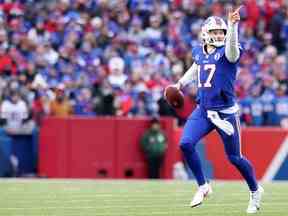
[173,6,264,214]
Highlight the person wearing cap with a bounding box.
[140,117,167,179]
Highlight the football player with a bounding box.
[173,6,264,213]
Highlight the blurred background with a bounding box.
[0,0,287,181]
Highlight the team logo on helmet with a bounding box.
[215,17,223,26]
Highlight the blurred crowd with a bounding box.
[0,0,288,129]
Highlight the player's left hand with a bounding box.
[228,5,242,24]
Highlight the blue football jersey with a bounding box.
[273,96,288,125]
[250,97,264,126]
[239,96,264,126]
[260,91,277,125]
[192,45,242,110]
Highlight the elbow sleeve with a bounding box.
[225,22,240,63]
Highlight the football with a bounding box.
[164,85,184,109]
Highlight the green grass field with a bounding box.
[0,179,287,216]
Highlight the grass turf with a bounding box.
[0,179,287,216]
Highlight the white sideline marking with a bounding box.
[1,203,287,210]
[262,136,288,182]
